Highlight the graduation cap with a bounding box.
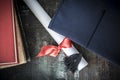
[49,0,120,65]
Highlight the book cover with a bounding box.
[0,0,18,65]
[0,11,27,69]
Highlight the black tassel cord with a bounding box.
[64,53,82,73]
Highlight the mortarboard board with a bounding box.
[49,0,120,65]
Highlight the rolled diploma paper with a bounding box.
[24,0,88,71]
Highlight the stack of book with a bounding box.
[0,0,28,69]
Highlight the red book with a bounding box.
[0,0,18,65]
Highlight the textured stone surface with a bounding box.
[0,0,120,80]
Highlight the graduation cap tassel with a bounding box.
[23,0,88,73]
[64,54,82,73]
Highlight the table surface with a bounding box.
[0,0,120,80]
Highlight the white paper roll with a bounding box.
[23,0,88,71]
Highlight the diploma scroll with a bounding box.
[23,0,88,71]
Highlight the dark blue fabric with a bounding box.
[88,8,120,65]
[49,0,120,65]
[49,0,104,46]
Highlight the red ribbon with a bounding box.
[37,38,72,57]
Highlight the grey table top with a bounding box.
[0,0,120,80]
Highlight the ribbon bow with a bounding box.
[37,38,72,57]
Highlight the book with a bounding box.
[0,0,27,69]
[14,0,31,61]
[0,0,18,65]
